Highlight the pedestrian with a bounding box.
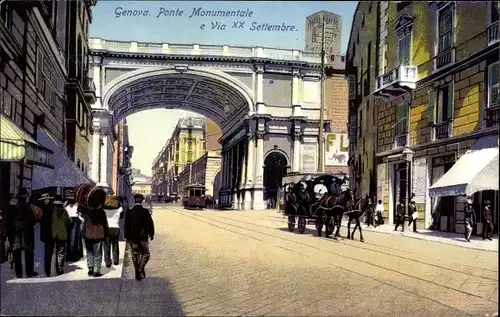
[464,199,476,242]
[81,189,109,277]
[8,187,38,278]
[124,193,154,281]
[407,200,419,233]
[38,193,55,276]
[482,200,493,241]
[49,196,70,276]
[375,199,385,225]
[103,197,123,268]
[65,195,83,262]
[394,199,404,232]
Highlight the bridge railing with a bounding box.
[89,38,329,64]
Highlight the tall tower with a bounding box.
[305,11,342,58]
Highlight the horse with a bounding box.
[315,188,353,239]
[343,195,373,242]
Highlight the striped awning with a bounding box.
[0,114,53,166]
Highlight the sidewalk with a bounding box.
[343,221,498,252]
[0,223,127,316]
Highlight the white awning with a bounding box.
[32,126,93,190]
[429,135,499,197]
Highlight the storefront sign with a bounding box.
[301,144,316,173]
[432,154,455,167]
[412,157,427,204]
[325,133,348,166]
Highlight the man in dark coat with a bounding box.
[38,193,55,276]
[407,200,419,233]
[8,188,38,278]
[394,199,405,232]
[482,200,493,241]
[125,193,155,281]
[464,199,476,242]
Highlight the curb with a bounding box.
[356,224,498,252]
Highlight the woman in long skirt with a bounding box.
[64,198,83,262]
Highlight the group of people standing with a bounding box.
[0,189,156,282]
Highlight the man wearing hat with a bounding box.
[124,193,155,281]
[464,198,476,242]
[8,187,38,278]
[482,200,493,241]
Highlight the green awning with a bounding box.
[0,114,53,167]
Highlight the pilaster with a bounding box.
[255,64,265,114]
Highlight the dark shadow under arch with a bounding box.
[263,151,288,207]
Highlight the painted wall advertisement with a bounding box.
[325,133,348,166]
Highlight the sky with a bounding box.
[89,1,357,176]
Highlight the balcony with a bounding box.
[374,65,417,98]
[433,121,452,140]
[484,107,499,127]
[394,133,408,149]
[488,22,499,46]
[434,48,455,71]
[83,77,97,104]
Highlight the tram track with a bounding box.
[218,211,498,277]
[169,209,497,310]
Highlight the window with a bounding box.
[395,102,409,146]
[437,3,454,54]
[488,62,499,108]
[428,84,453,125]
[490,2,499,24]
[397,33,411,65]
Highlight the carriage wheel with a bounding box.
[298,217,306,234]
[287,216,296,232]
[326,217,335,236]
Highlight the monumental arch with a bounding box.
[88,38,340,210]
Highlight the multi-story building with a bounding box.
[151,116,207,198]
[305,11,342,58]
[346,1,379,199]
[205,118,222,153]
[177,151,221,198]
[348,1,499,234]
[0,1,96,201]
[65,0,96,174]
[131,168,152,197]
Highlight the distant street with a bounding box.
[2,206,498,316]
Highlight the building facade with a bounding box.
[348,1,499,233]
[305,11,343,58]
[151,117,206,199]
[205,118,222,152]
[177,151,221,198]
[0,1,96,202]
[346,1,379,200]
[131,168,152,197]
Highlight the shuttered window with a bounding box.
[438,4,454,53]
[428,89,437,125]
[395,102,409,136]
[397,34,411,66]
[488,62,499,108]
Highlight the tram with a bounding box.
[183,184,206,209]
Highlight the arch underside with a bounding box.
[107,74,249,126]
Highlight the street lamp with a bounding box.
[402,146,415,232]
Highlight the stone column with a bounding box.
[292,68,302,116]
[255,65,265,114]
[292,131,301,173]
[239,141,247,210]
[232,144,239,210]
[253,130,266,210]
[100,133,108,186]
[245,132,255,209]
[91,126,101,182]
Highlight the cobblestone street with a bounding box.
[1,205,498,316]
[121,206,498,316]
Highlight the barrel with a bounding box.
[74,183,106,209]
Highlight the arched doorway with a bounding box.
[263,151,288,209]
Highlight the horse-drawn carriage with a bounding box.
[282,173,351,236]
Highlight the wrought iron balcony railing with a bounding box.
[374,65,418,95]
[434,121,452,140]
[434,47,455,71]
[488,22,499,46]
[484,106,499,127]
[394,133,408,149]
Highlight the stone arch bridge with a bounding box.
[88,38,335,210]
